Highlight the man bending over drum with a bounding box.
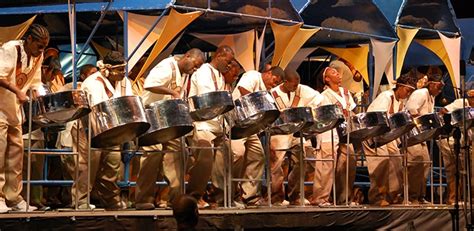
[0,24,49,213]
[72,51,131,210]
[405,73,444,204]
[362,73,417,206]
[213,65,285,206]
[437,89,474,205]
[313,66,357,206]
[269,69,323,206]
[187,45,235,208]
[136,48,205,210]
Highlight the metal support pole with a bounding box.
[75,0,112,62]
[331,129,337,206]
[264,130,272,207]
[87,99,92,209]
[402,135,409,205]
[26,90,33,212]
[430,139,434,205]
[226,123,233,208]
[299,135,305,206]
[439,137,444,205]
[179,136,187,195]
[74,120,79,210]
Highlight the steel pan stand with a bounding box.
[25,91,80,213]
[185,116,230,208]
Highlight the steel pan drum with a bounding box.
[227,91,280,139]
[188,91,234,121]
[23,84,52,126]
[303,104,345,134]
[451,107,474,128]
[35,90,90,123]
[365,111,415,148]
[337,111,389,142]
[270,107,314,135]
[138,99,194,146]
[90,95,150,148]
[405,113,443,147]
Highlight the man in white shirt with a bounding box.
[187,45,234,208]
[437,89,474,205]
[405,74,444,204]
[72,51,131,210]
[270,69,322,205]
[135,48,205,210]
[362,73,417,206]
[213,66,285,206]
[0,24,49,212]
[312,66,357,206]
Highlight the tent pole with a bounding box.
[398,24,459,37]
[76,0,112,62]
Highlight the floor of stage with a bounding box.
[0,204,467,230]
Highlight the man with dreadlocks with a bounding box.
[0,24,49,212]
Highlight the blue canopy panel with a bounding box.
[0,0,169,14]
[397,0,460,39]
[300,0,397,46]
[174,0,303,33]
[58,43,97,82]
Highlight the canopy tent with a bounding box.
[0,0,303,85]
[393,0,462,97]
[296,0,398,99]
[300,0,397,46]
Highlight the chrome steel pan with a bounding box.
[35,89,90,123]
[337,111,389,142]
[302,104,345,134]
[90,95,150,148]
[270,107,314,135]
[227,91,279,139]
[451,107,474,129]
[188,91,234,121]
[405,113,443,147]
[138,99,194,146]
[365,111,415,148]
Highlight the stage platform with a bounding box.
[0,205,467,230]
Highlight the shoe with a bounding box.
[318,201,332,207]
[77,203,96,210]
[157,200,169,209]
[273,200,290,206]
[290,198,311,206]
[350,201,360,206]
[136,202,155,210]
[11,200,37,212]
[246,197,269,206]
[0,199,11,213]
[419,198,431,204]
[232,200,246,209]
[197,199,210,209]
[107,201,127,210]
[373,200,390,207]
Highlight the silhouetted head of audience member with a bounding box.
[173,194,199,231]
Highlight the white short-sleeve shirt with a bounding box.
[81,71,134,106]
[189,63,226,133]
[320,87,356,143]
[270,84,323,110]
[141,57,184,106]
[232,70,265,99]
[405,88,434,116]
[0,40,43,125]
[367,89,404,114]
